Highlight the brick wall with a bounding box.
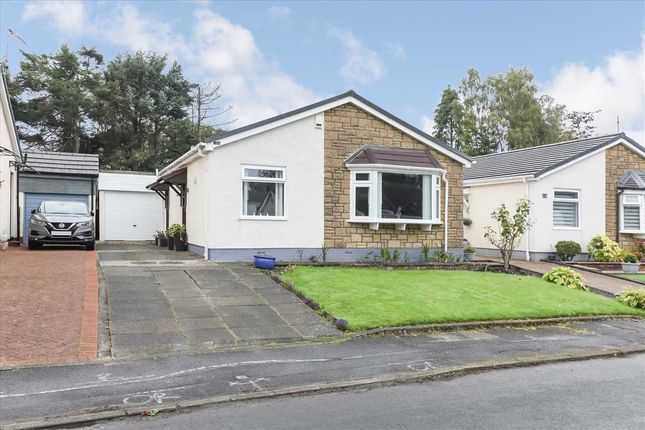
[605,143,645,250]
[323,104,464,249]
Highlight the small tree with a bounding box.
[484,199,532,271]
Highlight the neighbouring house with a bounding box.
[463,133,645,260]
[19,150,99,242]
[148,90,472,262]
[0,70,21,244]
[98,171,163,241]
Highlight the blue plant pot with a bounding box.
[254,255,276,270]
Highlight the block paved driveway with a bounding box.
[98,244,337,358]
[0,246,98,367]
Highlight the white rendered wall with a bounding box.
[527,151,605,253]
[186,156,206,247]
[168,187,183,227]
[464,181,528,251]
[206,114,325,250]
[0,97,18,241]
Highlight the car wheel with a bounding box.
[85,242,95,251]
[28,240,40,250]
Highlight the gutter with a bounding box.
[158,142,213,177]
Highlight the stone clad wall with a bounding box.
[323,104,464,250]
[605,143,645,250]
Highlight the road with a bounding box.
[80,355,645,430]
[1,319,644,428]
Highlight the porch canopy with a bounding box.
[618,169,645,190]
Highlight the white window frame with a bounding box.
[620,192,645,233]
[348,165,443,230]
[240,164,287,220]
[552,189,580,229]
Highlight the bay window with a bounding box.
[621,193,644,232]
[242,165,285,218]
[349,168,442,229]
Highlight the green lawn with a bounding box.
[280,267,644,330]
[617,273,645,283]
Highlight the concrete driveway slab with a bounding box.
[98,244,337,358]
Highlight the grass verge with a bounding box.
[617,273,645,283]
[280,267,644,331]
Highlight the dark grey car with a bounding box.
[28,200,95,250]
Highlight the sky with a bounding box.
[1,0,644,142]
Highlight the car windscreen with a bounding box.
[40,201,89,214]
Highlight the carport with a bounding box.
[19,151,99,241]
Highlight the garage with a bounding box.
[98,171,163,241]
[19,151,99,242]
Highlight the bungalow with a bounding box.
[463,133,645,260]
[148,90,472,262]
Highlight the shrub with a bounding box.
[484,200,533,271]
[616,289,645,309]
[379,244,391,265]
[463,218,472,226]
[635,251,644,261]
[542,267,587,291]
[421,242,431,263]
[432,250,457,263]
[554,240,581,261]
[334,319,349,331]
[623,253,639,264]
[587,235,623,262]
[464,246,475,254]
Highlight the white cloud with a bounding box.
[22,0,85,35]
[268,5,293,20]
[544,44,644,143]
[421,115,435,134]
[94,4,317,127]
[329,27,385,85]
[385,43,406,61]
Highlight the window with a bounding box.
[622,194,644,232]
[553,190,579,228]
[242,166,285,218]
[349,169,441,224]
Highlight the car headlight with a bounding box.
[78,221,93,227]
[31,219,47,226]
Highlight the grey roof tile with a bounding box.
[22,150,99,176]
[618,170,645,190]
[345,144,443,169]
[464,133,643,181]
[204,90,471,164]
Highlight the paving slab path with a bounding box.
[98,244,337,358]
[506,259,643,296]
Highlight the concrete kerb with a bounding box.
[5,345,644,430]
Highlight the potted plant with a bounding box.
[157,230,168,247]
[463,246,476,261]
[172,224,187,252]
[166,226,175,250]
[622,253,640,273]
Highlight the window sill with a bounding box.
[240,216,287,221]
[552,226,581,231]
[348,218,442,231]
[620,230,645,235]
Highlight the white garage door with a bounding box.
[103,191,163,240]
